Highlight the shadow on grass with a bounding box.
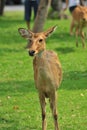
[0,117,31,130]
[0,80,36,96]
[0,18,24,29]
[50,32,75,43]
[64,70,87,80]
[55,47,75,54]
[0,47,26,56]
[60,70,87,90]
[0,48,22,54]
[0,117,38,130]
[0,70,87,96]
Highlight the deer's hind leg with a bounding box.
[49,91,59,130]
[39,92,47,130]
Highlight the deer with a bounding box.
[18,26,62,130]
[71,5,87,48]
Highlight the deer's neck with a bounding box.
[36,50,46,58]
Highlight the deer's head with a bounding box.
[78,6,87,23]
[18,26,57,56]
[80,7,87,22]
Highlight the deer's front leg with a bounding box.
[80,30,86,48]
[39,93,47,130]
[75,26,79,47]
[50,92,59,130]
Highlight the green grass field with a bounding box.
[0,11,87,130]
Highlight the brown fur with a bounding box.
[18,26,62,130]
[71,5,87,48]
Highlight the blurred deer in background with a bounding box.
[72,5,87,48]
[18,26,62,130]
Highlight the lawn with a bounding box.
[0,11,87,130]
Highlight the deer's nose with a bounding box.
[29,50,35,56]
[83,18,85,20]
[82,18,86,21]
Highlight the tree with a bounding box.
[33,0,51,33]
[0,0,6,16]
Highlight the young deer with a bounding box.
[18,26,62,130]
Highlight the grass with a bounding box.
[0,10,87,130]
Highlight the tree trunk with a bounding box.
[33,0,51,33]
[0,0,6,16]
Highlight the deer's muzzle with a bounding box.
[29,50,35,56]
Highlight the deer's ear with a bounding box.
[44,26,57,38]
[18,28,33,39]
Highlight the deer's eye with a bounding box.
[39,39,43,43]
